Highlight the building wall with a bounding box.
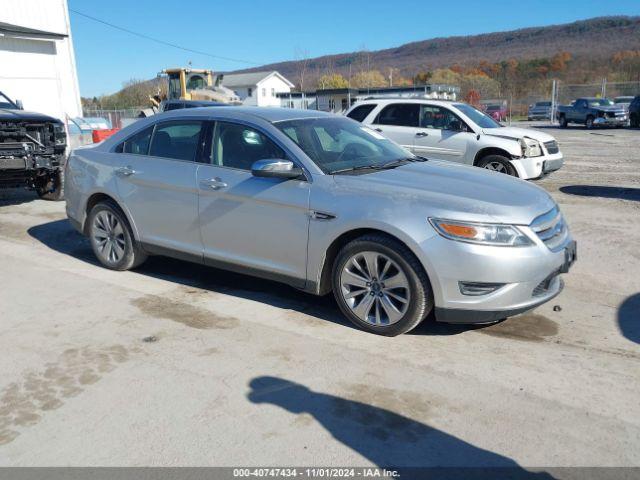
[0,0,82,121]
[255,75,292,107]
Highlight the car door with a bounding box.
[572,100,588,123]
[369,103,420,153]
[413,105,473,164]
[196,120,311,285]
[115,120,203,257]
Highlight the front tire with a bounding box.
[36,170,64,201]
[88,200,147,271]
[332,234,433,336]
[630,113,639,128]
[477,155,517,176]
[586,115,595,129]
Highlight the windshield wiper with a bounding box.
[331,156,428,175]
[331,164,388,174]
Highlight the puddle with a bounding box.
[131,294,238,330]
[479,314,558,342]
[0,345,131,445]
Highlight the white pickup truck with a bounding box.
[345,99,564,180]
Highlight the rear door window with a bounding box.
[347,104,376,123]
[375,104,420,127]
[122,126,153,155]
[149,121,203,162]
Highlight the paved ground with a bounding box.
[0,125,639,471]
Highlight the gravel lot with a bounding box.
[0,124,638,472]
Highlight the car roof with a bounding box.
[353,98,459,107]
[156,106,335,123]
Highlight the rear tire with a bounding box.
[87,200,147,271]
[477,155,517,176]
[332,234,433,336]
[558,115,568,128]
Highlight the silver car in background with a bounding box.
[65,107,576,336]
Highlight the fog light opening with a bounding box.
[459,282,506,296]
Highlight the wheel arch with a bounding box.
[315,227,432,297]
[83,192,140,240]
[473,147,515,166]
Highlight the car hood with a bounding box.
[592,105,626,113]
[481,126,555,143]
[332,161,556,225]
[0,108,62,123]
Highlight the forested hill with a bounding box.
[232,16,640,85]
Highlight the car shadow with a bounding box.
[618,293,640,345]
[0,189,38,206]
[247,376,555,477]
[28,219,492,337]
[560,185,640,202]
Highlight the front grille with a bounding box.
[530,207,568,251]
[544,140,559,154]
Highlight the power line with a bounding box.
[69,8,259,66]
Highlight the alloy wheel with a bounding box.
[92,210,126,264]
[484,161,507,173]
[339,251,410,326]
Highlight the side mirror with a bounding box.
[251,159,303,179]
[15,99,24,110]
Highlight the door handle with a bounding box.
[374,128,383,133]
[415,132,429,137]
[116,166,137,177]
[201,177,228,190]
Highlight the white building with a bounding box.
[0,0,81,121]
[221,71,294,107]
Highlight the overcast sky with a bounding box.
[68,0,640,97]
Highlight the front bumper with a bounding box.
[594,116,628,126]
[511,152,563,179]
[415,230,575,324]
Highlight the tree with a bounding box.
[350,70,387,89]
[316,73,349,89]
[429,68,461,85]
[460,74,500,99]
[413,71,432,84]
[464,89,481,107]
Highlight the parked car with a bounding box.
[345,99,563,179]
[159,99,228,112]
[0,90,66,200]
[528,101,552,121]
[66,107,576,336]
[613,96,635,111]
[629,95,640,128]
[483,103,508,122]
[557,97,628,128]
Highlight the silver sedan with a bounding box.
[65,107,576,335]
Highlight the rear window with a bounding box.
[148,121,203,161]
[347,104,377,123]
[375,104,420,127]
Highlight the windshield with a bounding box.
[588,99,614,107]
[0,92,18,109]
[535,102,551,107]
[275,117,413,174]
[453,103,501,128]
[614,97,633,104]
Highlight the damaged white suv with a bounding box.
[346,99,563,179]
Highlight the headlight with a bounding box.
[519,137,542,157]
[429,218,533,247]
[53,123,67,146]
